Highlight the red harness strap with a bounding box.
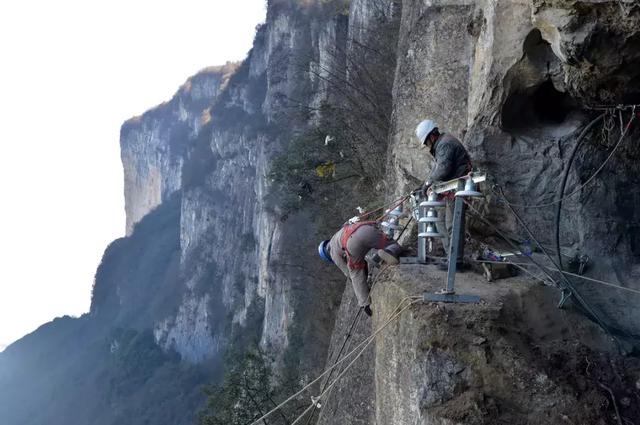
[340,221,388,269]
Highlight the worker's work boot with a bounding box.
[377,248,399,265]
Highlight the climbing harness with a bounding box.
[339,221,381,269]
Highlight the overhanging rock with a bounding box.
[370,265,640,424]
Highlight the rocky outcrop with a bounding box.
[120,64,236,235]
[388,0,640,338]
[320,1,640,424]
[119,0,359,370]
[369,265,640,425]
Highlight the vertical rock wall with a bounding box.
[120,66,235,235]
[117,0,640,420]
[121,1,354,369]
[388,0,640,337]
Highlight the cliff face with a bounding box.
[1,1,639,425]
[387,0,640,338]
[120,64,236,235]
[321,1,640,423]
[369,266,640,425]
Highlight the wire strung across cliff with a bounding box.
[494,106,637,209]
[290,298,420,425]
[463,199,622,348]
[474,259,640,297]
[475,109,638,343]
[247,295,420,425]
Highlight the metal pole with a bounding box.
[445,179,466,293]
[417,195,427,263]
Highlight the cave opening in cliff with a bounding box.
[502,80,578,134]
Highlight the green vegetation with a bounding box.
[268,124,368,218]
[199,347,304,425]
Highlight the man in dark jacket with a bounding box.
[415,119,472,255]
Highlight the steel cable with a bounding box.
[247,294,418,425]
[290,298,419,425]
[495,109,636,209]
[475,259,640,296]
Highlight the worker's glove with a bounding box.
[348,216,360,224]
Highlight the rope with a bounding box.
[373,195,410,222]
[476,260,640,296]
[473,259,555,287]
[247,295,418,425]
[357,195,409,222]
[463,200,564,291]
[303,264,392,425]
[500,194,614,338]
[289,298,420,425]
[586,104,640,112]
[496,109,636,209]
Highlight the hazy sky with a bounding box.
[0,0,267,351]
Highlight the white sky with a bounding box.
[0,0,266,351]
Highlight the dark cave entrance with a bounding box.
[501,29,581,136]
[502,80,578,133]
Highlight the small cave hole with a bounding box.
[502,80,577,134]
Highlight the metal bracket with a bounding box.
[578,255,590,275]
[423,292,481,303]
[422,179,481,304]
[432,172,487,194]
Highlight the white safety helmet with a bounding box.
[415,119,438,145]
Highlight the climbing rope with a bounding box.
[290,298,420,425]
[473,259,555,287]
[356,194,409,222]
[302,263,395,425]
[496,108,636,209]
[248,295,419,425]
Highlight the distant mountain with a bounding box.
[2,1,640,425]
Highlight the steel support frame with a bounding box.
[423,179,480,304]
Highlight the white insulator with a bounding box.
[420,192,445,207]
[388,205,403,217]
[419,222,443,238]
[455,178,482,198]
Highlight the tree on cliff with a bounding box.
[199,347,300,425]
